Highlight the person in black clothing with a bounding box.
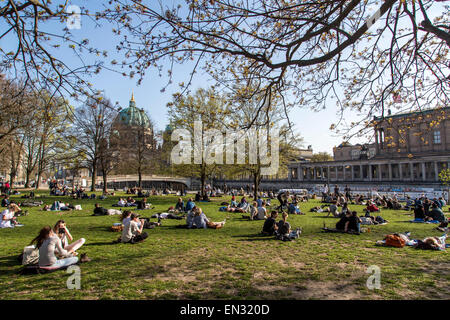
[1,195,10,207]
[344,185,351,201]
[347,211,361,233]
[92,203,109,216]
[136,198,148,210]
[334,185,340,198]
[262,211,278,235]
[423,198,431,216]
[414,204,426,220]
[277,192,289,211]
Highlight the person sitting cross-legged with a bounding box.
[262,211,278,235]
[175,197,185,213]
[121,213,148,244]
[53,220,89,261]
[276,212,302,240]
[30,226,80,270]
[426,202,445,222]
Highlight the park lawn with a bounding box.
[0,190,448,300]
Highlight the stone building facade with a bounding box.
[288,107,450,186]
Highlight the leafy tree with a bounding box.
[311,152,334,162]
[439,168,450,202]
[167,87,231,196]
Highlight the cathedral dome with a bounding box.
[114,93,150,128]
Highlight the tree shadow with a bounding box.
[231,233,275,241]
[84,241,117,247]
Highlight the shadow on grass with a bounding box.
[84,241,116,247]
[310,215,340,219]
[231,233,275,242]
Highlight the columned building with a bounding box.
[288,107,450,186]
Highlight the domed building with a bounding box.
[110,93,156,159]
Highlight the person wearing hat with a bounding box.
[121,213,148,243]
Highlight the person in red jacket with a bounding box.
[366,200,380,213]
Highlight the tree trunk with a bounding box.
[138,166,142,188]
[200,163,206,196]
[253,170,260,201]
[9,172,15,189]
[91,164,97,192]
[25,169,32,188]
[102,170,108,193]
[35,171,41,189]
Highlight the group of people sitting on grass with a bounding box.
[23,220,90,270]
[261,211,302,241]
[413,201,446,222]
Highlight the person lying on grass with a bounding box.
[30,226,86,269]
[190,207,225,229]
[92,203,122,216]
[360,213,388,225]
[121,213,148,244]
[42,201,72,211]
[53,220,86,257]
[262,211,278,235]
[276,212,302,241]
[376,232,448,250]
[224,199,250,213]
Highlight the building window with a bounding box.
[433,130,441,144]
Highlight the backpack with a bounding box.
[21,245,39,266]
[384,234,406,248]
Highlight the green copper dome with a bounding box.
[115,93,150,128]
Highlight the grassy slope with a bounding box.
[0,191,448,300]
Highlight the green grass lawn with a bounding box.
[0,190,448,300]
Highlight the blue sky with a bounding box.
[62,1,353,153]
[1,1,447,154]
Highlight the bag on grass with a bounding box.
[384,234,406,248]
[110,224,123,232]
[22,245,39,266]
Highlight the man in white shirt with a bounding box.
[255,202,267,220]
[121,213,148,243]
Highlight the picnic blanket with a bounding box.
[409,218,440,224]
